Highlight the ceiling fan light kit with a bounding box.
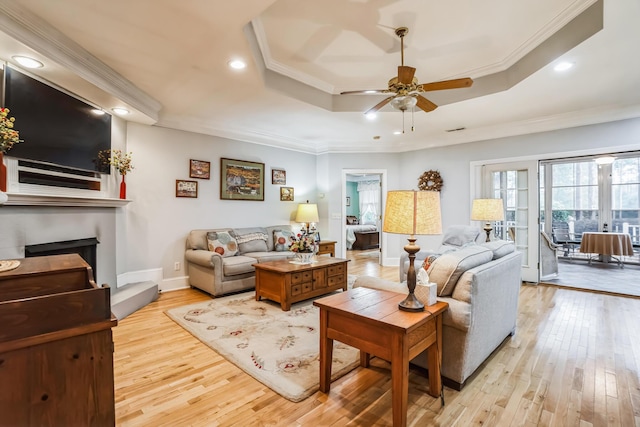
[341,26,474,133]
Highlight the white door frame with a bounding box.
[341,169,388,265]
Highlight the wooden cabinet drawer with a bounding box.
[291,284,302,296]
[302,282,312,293]
[328,264,345,276]
[328,274,345,287]
[291,271,312,284]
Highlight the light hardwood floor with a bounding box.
[113,250,640,426]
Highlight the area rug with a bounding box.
[165,291,359,402]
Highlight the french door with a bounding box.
[481,161,539,282]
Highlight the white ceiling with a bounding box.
[1,0,639,154]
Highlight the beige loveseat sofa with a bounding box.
[354,238,522,390]
[185,225,296,296]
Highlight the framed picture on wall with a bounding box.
[272,168,286,185]
[220,158,265,201]
[176,180,198,198]
[189,159,210,179]
[346,196,351,207]
[280,187,294,201]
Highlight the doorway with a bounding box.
[341,169,387,265]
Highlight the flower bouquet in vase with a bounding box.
[98,149,134,199]
[289,231,318,264]
[0,107,23,192]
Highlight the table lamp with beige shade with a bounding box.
[383,190,442,312]
[295,201,319,235]
[471,198,505,242]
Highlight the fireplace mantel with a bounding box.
[2,193,130,207]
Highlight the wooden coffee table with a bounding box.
[314,287,448,427]
[253,257,349,311]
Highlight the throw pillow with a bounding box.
[441,225,482,248]
[421,254,440,271]
[234,229,269,253]
[427,245,493,296]
[206,231,238,257]
[273,230,294,252]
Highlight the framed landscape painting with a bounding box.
[176,180,198,198]
[189,159,210,179]
[220,158,265,201]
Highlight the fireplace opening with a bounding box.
[25,237,99,277]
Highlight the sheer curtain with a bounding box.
[357,181,380,225]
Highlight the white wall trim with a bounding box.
[159,276,191,292]
[117,268,163,288]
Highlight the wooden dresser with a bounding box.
[0,254,117,426]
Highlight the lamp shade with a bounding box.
[471,198,504,221]
[295,203,319,223]
[383,190,442,236]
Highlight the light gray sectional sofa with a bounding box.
[354,236,522,390]
[185,225,296,297]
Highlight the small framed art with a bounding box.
[220,158,265,201]
[176,180,198,198]
[190,159,211,179]
[272,168,286,185]
[280,187,294,201]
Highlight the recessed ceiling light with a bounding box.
[365,112,377,120]
[112,107,130,115]
[554,61,574,72]
[12,55,43,69]
[91,109,105,115]
[228,59,246,70]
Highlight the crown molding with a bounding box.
[251,18,336,94]
[0,1,161,122]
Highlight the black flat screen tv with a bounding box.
[3,66,111,173]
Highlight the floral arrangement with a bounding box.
[98,149,134,175]
[289,232,318,253]
[0,108,22,154]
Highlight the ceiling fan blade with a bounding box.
[397,66,416,84]
[365,96,395,115]
[340,89,389,95]
[420,77,473,92]
[415,95,438,113]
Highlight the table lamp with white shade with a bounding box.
[471,198,505,242]
[295,201,319,235]
[383,190,442,312]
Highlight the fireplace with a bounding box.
[25,237,99,277]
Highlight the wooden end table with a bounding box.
[254,257,348,311]
[314,287,448,427]
[316,240,336,257]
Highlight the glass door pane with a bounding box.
[612,157,640,245]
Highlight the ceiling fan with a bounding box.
[341,27,473,116]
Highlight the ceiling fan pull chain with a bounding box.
[411,108,415,132]
[402,109,406,133]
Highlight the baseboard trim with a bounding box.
[160,276,190,292]
[117,268,163,288]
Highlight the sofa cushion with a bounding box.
[245,251,295,262]
[222,255,258,276]
[481,240,515,259]
[273,229,295,252]
[234,227,269,253]
[206,231,238,257]
[428,245,493,296]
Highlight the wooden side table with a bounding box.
[316,240,336,257]
[314,287,448,427]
